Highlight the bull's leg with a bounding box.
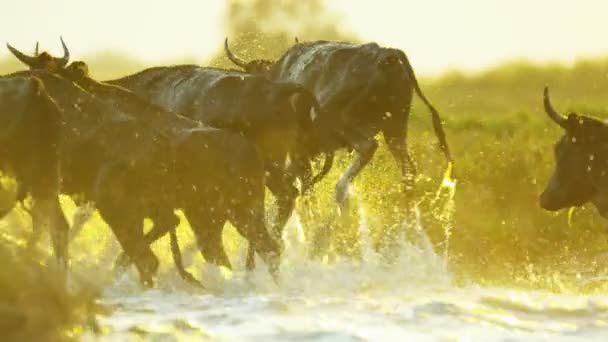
[151,211,203,288]
[49,197,69,269]
[105,215,157,287]
[335,139,379,210]
[379,119,420,256]
[230,202,281,277]
[31,196,69,269]
[33,198,68,267]
[94,164,158,287]
[265,163,299,238]
[185,208,232,270]
[97,206,157,287]
[382,124,416,194]
[113,223,170,269]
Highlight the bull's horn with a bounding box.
[544,86,567,129]
[6,42,38,67]
[58,36,69,66]
[295,36,300,44]
[34,41,39,56]
[224,37,247,68]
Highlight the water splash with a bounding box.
[430,161,458,267]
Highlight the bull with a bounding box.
[224,38,453,208]
[10,40,326,268]
[540,87,608,218]
[7,43,281,285]
[105,64,324,237]
[0,74,69,267]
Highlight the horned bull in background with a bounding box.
[225,38,454,208]
[541,86,608,218]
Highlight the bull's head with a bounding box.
[224,38,274,74]
[64,60,90,79]
[541,86,608,218]
[6,37,70,72]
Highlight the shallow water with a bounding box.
[82,206,608,342]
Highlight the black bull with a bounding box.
[5,67,281,286]
[0,74,69,267]
[105,65,325,238]
[225,39,454,207]
[8,40,309,277]
[540,87,608,218]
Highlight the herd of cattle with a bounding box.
[0,37,603,287]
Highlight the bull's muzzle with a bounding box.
[539,190,563,211]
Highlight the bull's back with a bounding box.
[273,41,384,107]
[108,66,252,123]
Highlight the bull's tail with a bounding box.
[397,51,452,164]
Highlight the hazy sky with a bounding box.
[1,0,606,75]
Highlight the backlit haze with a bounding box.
[2,0,607,75]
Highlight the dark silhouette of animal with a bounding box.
[0,74,69,267]
[541,86,608,218]
[7,41,282,285]
[224,38,453,209]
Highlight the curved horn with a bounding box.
[295,36,300,44]
[544,86,567,129]
[6,42,39,67]
[224,37,247,68]
[34,41,39,56]
[58,36,69,66]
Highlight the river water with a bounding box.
[76,202,608,342]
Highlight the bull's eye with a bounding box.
[589,154,595,161]
[571,137,577,143]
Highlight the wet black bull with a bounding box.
[9,39,327,270]
[224,38,454,209]
[6,42,282,286]
[0,74,69,268]
[540,87,608,218]
[105,64,326,239]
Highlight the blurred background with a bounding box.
[2,0,608,292]
[2,0,608,75]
